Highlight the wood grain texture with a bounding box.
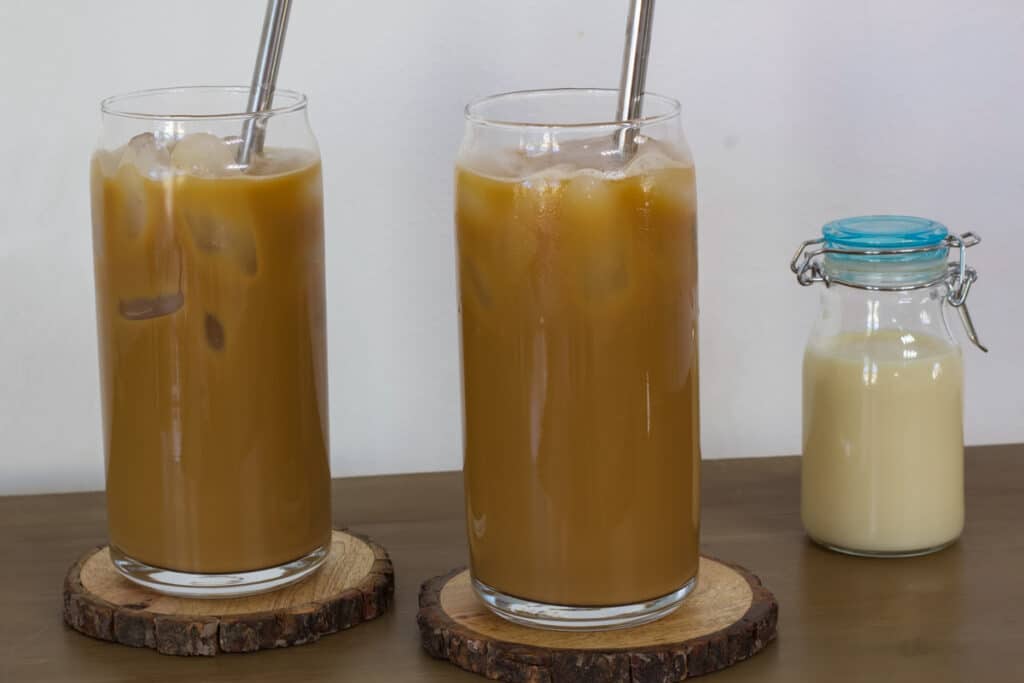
[1,446,1021,681]
[417,557,777,681]
[62,530,394,656]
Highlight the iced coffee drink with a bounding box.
[456,90,700,629]
[91,87,331,596]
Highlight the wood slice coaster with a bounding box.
[63,529,394,656]
[418,556,777,682]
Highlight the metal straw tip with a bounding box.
[238,0,294,166]
[616,0,657,157]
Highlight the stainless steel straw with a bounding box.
[237,0,294,166]
[616,0,656,157]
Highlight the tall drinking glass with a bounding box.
[91,87,331,597]
[456,89,700,630]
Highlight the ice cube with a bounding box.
[171,133,241,177]
[246,147,316,176]
[119,291,184,320]
[94,148,123,177]
[184,210,258,275]
[457,169,512,230]
[522,164,577,184]
[624,150,685,178]
[204,313,225,350]
[624,137,693,175]
[562,173,630,304]
[111,162,148,238]
[639,164,697,217]
[120,133,171,179]
[562,173,619,257]
[534,136,623,175]
[187,212,225,253]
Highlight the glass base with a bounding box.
[472,574,697,631]
[809,535,958,558]
[110,544,329,598]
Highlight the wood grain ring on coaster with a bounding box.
[63,529,394,656]
[417,555,778,681]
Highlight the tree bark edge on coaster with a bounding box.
[63,529,394,656]
[417,555,778,681]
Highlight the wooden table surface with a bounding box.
[2,444,1022,682]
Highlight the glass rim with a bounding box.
[464,88,681,130]
[100,85,307,122]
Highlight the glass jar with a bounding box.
[791,215,985,557]
[91,86,331,596]
[455,89,700,630]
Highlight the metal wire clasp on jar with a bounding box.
[792,225,986,351]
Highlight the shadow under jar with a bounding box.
[455,89,701,630]
[91,87,331,597]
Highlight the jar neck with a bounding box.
[812,283,957,345]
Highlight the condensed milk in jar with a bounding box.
[790,216,986,557]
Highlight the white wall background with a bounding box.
[1,1,1021,495]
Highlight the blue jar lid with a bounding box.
[822,215,950,286]
[823,215,948,252]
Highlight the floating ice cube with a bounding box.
[93,148,123,177]
[623,149,679,177]
[247,147,316,176]
[562,173,619,257]
[171,133,242,177]
[623,137,693,175]
[540,136,623,175]
[563,173,617,215]
[523,163,577,184]
[120,133,171,179]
